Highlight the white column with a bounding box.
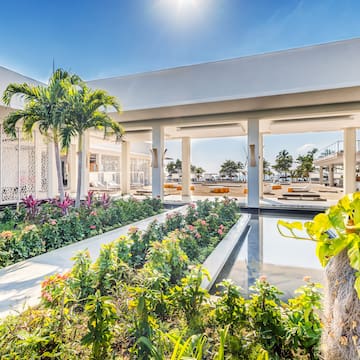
[81,131,90,199]
[152,125,164,200]
[248,119,260,207]
[121,141,131,194]
[319,166,324,185]
[259,133,264,198]
[181,137,191,199]
[47,143,57,198]
[344,127,357,194]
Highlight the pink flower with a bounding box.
[90,211,97,216]
[303,276,311,282]
[189,203,196,209]
[188,225,195,231]
[218,229,223,235]
[200,220,207,226]
[219,224,224,229]
[90,225,96,230]
[50,219,57,225]
[41,291,53,302]
[195,232,201,239]
[259,275,267,283]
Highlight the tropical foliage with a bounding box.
[278,192,360,359]
[2,69,82,201]
[60,84,123,207]
[0,194,162,268]
[0,199,323,359]
[219,160,243,179]
[295,148,318,180]
[166,159,205,181]
[272,150,293,179]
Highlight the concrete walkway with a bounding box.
[0,206,187,319]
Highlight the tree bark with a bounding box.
[53,136,65,202]
[75,133,83,208]
[323,249,360,359]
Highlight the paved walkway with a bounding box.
[0,206,187,319]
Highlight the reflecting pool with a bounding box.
[214,214,325,299]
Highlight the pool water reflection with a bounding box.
[214,214,325,299]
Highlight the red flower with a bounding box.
[90,225,96,229]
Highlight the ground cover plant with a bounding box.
[0,193,162,268]
[0,198,323,359]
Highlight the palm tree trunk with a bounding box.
[53,135,65,202]
[322,249,360,359]
[75,133,83,208]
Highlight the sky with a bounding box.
[1,0,360,173]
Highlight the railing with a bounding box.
[316,140,360,160]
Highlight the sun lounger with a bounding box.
[288,183,311,192]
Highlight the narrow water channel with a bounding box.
[213,213,324,299]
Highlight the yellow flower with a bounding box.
[0,230,14,240]
[23,224,37,233]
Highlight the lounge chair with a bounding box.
[263,183,273,194]
[288,183,312,192]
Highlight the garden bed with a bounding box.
[0,198,323,359]
[0,194,163,268]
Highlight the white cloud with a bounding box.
[296,143,316,155]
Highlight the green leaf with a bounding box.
[316,242,331,267]
[355,275,360,299]
[330,235,353,257]
[348,237,360,271]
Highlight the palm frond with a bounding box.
[2,83,40,105]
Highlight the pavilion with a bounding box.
[88,37,360,208]
[0,38,360,208]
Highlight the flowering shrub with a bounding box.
[0,239,322,359]
[0,196,163,268]
[22,194,40,220]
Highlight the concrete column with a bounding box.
[247,119,260,207]
[259,133,264,198]
[344,127,357,194]
[152,125,164,200]
[319,166,324,185]
[81,131,90,199]
[47,143,57,198]
[329,165,335,187]
[181,137,191,200]
[121,141,131,194]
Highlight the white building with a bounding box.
[1,38,360,207]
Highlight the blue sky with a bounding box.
[1,0,360,172]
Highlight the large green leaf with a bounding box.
[348,236,360,271]
[355,275,360,299]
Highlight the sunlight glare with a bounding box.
[154,0,212,29]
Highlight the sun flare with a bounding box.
[155,0,210,25]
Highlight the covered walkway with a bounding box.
[88,38,360,209]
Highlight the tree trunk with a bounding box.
[54,138,65,202]
[322,249,360,359]
[75,133,83,208]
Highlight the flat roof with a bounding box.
[87,38,360,112]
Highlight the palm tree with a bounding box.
[2,69,82,201]
[195,167,205,181]
[61,84,123,207]
[272,150,293,180]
